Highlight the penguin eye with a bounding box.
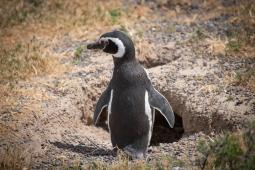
[102,39,118,54]
[99,39,109,45]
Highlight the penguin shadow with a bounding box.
[50,141,114,156]
[150,112,184,146]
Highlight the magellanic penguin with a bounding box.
[87,30,175,159]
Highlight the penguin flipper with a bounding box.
[93,87,111,125]
[148,87,175,128]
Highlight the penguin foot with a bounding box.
[123,145,145,160]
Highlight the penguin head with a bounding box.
[87,30,135,60]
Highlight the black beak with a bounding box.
[87,41,106,50]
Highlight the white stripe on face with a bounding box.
[100,37,126,58]
[145,90,152,146]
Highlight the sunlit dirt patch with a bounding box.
[136,40,174,68]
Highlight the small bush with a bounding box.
[74,46,85,60]
[109,9,122,24]
[234,68,255,92]
[197,121,255,170]
[226,39,243,52]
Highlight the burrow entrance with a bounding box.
[150,111,184,146]
[95,109,184,145]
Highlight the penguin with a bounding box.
[87,30,175,159]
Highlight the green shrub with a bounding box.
[234,68,255,92]
[73,45,86,64]
[74,46,85,59]
[109,9,122,24]
[198,121,255,170]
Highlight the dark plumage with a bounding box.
[87,30,175,159]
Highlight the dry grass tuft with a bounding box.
[160,0,255,58]
[0,0,121,29]
[136,39,157,66]
[0,0,43,29]
[224,68,255,93]
[208,0,255,57]
[234,69,255,92]
[0,145,31,170]
[0,37,58,115]
[0,84,18,116]
[226,0,255,30]
[206,38,227,56]
[0,38,53,84]
[85,150,185,170]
